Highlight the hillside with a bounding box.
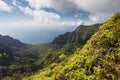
[52,24,100,46]
[2,24,99,80]
[23,13,120,80]
[0,44,13,66]
[34,24,100,68]
[0,35,26,52]
[13,24,100,71]
[0,37,33,80]
[0,44,13,79]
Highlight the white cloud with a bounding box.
[13,0,120,25]
[0,0,12,12]
[13,0,61,24]
[68,0,120,24]
[83,13,113,25]
[70,0,120,14]
[89,13,113,22]
[13,0,82,25]
[0,20,79,31]
[20,6,60,24]
[57,20,83,26]
[25,0,76,12]
[26,0,120,14]
[25,0,51,9]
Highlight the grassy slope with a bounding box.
[23,13,120,80]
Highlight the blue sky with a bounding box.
[0,0,120,44]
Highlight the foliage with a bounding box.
[23,13,120,80]
[52,24,100,46]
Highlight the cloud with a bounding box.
[13,0,82,25]
[25,0,51,9]
[70,0,120,14]
[25,0,120,14]
[13,0,61,24]
[25,0,76,12]
[68,0,120,24]
[0,0,12,12]
[57,20,83,26]
[19,6,60,23]
[13,0,120,25]
[83,13,113,25]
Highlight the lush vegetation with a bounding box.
[23,13,120,80]
[0,23,100,80]
[1,13,120,80]
[0,44,13,79]
[36,24,100,69]
[52,24,100,46]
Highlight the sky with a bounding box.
[0,0,120,44]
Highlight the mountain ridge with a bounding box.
[0,35,27,52]
[52,24,101,46]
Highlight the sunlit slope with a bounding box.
[23,13,120,80]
